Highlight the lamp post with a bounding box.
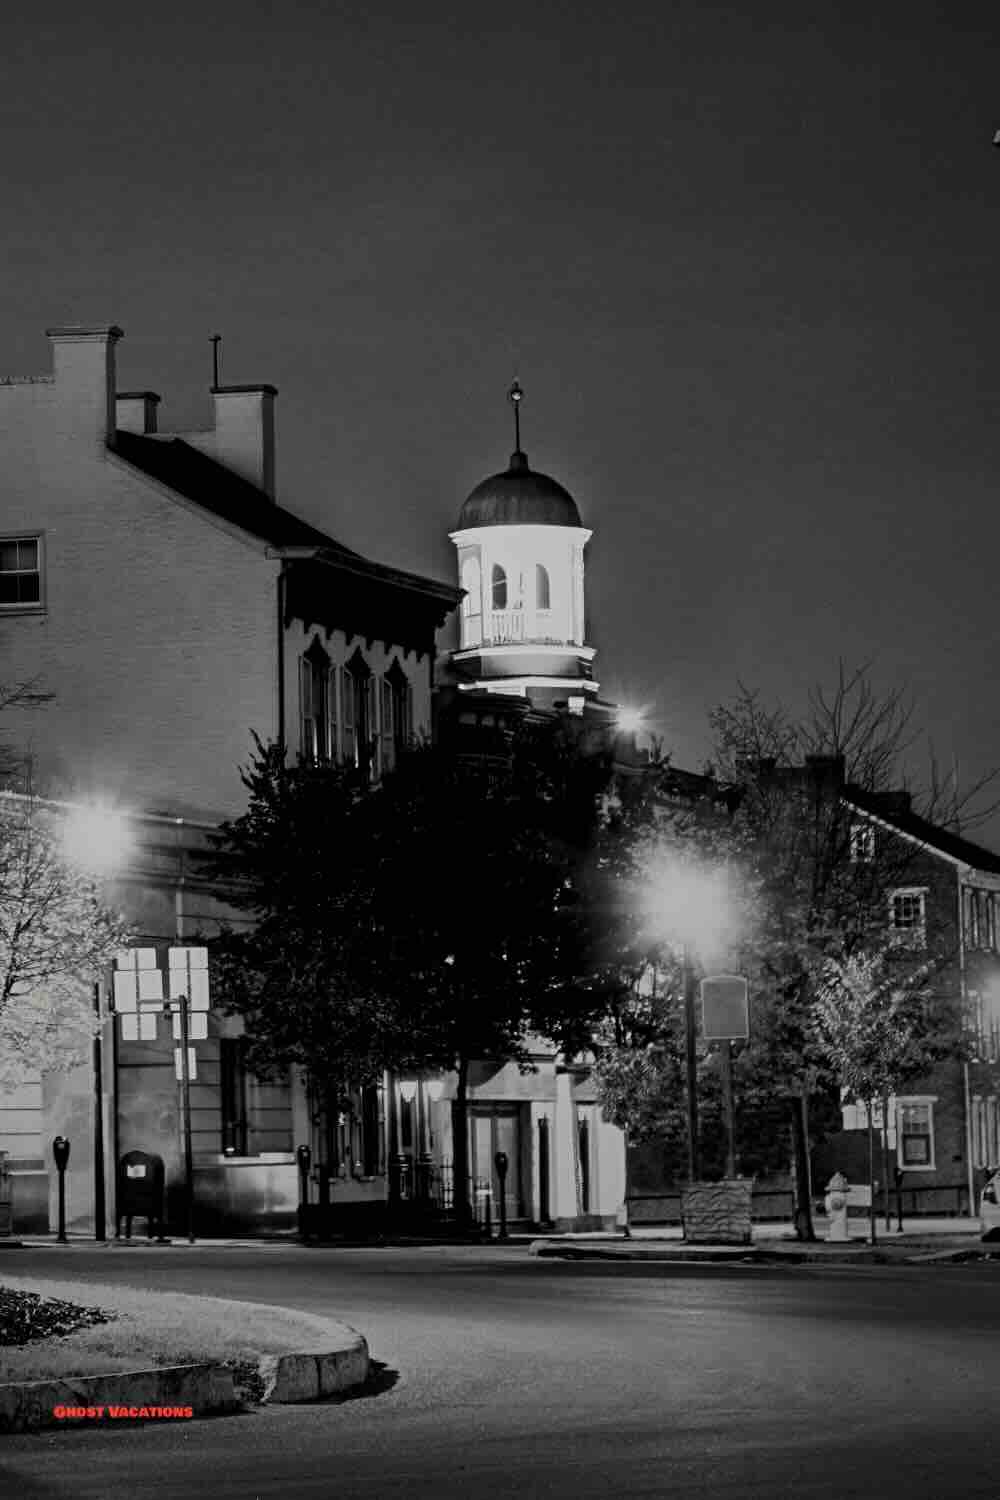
[61,801,132,1243]
[640,855,745,1188]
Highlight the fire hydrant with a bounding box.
[824,1172,850,1243]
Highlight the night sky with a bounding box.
[4,3,999,835]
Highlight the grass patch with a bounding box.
[0,1276,350,1388]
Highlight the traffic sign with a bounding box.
[700,974,749,1041]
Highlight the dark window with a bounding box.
[362,1085,381,1176]
[0,537,41,606]
[492,564,507,610]
[299,637,331,762]
[220,1038,249,1156]
[344,646,374,781]
[536,563,550,611]
[381,658,414,774]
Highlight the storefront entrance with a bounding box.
[469,1106,523,1222]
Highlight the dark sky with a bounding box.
[4,2,1000,836]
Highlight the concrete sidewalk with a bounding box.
[528,1214,995,1265]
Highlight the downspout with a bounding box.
[277,560,287,762]
[959,866,976,1218]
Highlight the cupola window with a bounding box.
[535,564,550,611]
[491,564,507,610]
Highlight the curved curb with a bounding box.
[0,1311,371,1433]
[0,1362,238,1435]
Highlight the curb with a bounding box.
[0,1316,371,1433]
[0,1361,238,1435]
[527,1239,993,1267]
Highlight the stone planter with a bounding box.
[680,1179,753,1245]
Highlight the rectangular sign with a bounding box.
[700,974,750,1041]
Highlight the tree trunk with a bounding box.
[790,1093,816,1241]
[451,1055,471,1230]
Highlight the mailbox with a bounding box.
[116,1150,166,1240]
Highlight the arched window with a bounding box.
[299,636,331,762]
[492,564,507,610]
[535,564,550,611]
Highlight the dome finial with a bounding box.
[507,379,526,467]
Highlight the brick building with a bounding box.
[0,325,459,1235]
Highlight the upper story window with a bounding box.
[299,637,334,763]
[849,821,875,862]
[536,563,550,611]
[889,887,927,948]
[460,556,482,647]
[963,887,998,953]
[0,535,43,609]
[491,564,507,610]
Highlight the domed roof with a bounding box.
[458,450,582,529]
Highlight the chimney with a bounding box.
[804,753,846,789]
[46,325,123,443]
[115,391,160,434]
[210,384,277,498]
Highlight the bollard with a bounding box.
[52,1136,71,1243]
[494,1151,509,1241]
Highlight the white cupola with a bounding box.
[447,383,598,707]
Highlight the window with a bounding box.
[343,647,374,781]
[963,888,997,952]
[536,564,550,611]
[220,1038,249,1156]
[897,1099,935,1170]
[491,564,507,610]
[889,888,926,947]
[299,637,332,762]
[0,536,42,608]
[849,821,875,862]
[381,659,414,775]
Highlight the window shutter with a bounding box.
[328,666,339,762]
[342,669,356,766]
[299,657,314,760]
[367,676,378,780]
[381,677,394,772]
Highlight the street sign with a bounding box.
[700,974,749,1041]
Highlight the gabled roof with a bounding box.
[111,430,362,557]
[844,785,1000,874]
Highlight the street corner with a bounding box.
[253,1322,370,1404]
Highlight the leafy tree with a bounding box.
[203,724,633,1223]
[812,948,961,1241]
[0,789,129,1085]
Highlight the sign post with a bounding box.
[113,946,209,1244]
[700,975,750,1182]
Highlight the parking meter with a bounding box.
[494,1151,509,1241]
[52,1136,70,1243]
[296,1144,312,1237]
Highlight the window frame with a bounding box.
[849,820,875,863]
[0,531,45,612]
[888,886,927,948]
[895,1096,937,1172]
[535,562,551,612]
[491,563,507,610]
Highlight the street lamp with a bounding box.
[59,800,134,1244]
[616,707,643,736]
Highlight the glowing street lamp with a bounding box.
[638,853,747,1183]
[615,707,643,736]
[60,802,133,876]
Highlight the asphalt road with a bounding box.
[1,1243,998,1499]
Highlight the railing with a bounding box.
[489,609,526,643]
[389,1157,493,1229]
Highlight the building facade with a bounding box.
[0,325,458,1235]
